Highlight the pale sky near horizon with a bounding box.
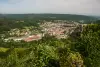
[0,0,100,16]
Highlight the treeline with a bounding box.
[0,14,96,21]
[71,24,100,67]
[0,18,39,33]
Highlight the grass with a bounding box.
[0,47,9,52]
[0,47,27,53]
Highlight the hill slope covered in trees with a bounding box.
[0,14,97,21]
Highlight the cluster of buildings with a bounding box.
[4,21,84,42]
[5,26,42,42]
[7,26,40,37]
[40,22,80,39]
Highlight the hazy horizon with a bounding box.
[0,0,100,16]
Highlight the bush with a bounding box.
[73,24,100,67]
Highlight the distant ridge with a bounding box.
[0,14,97,21]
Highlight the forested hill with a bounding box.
[0,14,97,21]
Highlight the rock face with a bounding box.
[70,24,87,38]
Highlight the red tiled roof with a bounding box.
[24,35,40,42]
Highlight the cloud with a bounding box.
[8,0,23,4]
[0,0,100,16]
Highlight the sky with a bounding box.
[0,0,100,16]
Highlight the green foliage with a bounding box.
[0,14,96,21]
[0,36,84,67]
[0,17,99,67]
[72,24,100,67]
[0,45,58,67]
[58,48,84,67]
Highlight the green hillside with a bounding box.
[0,14,97,21]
